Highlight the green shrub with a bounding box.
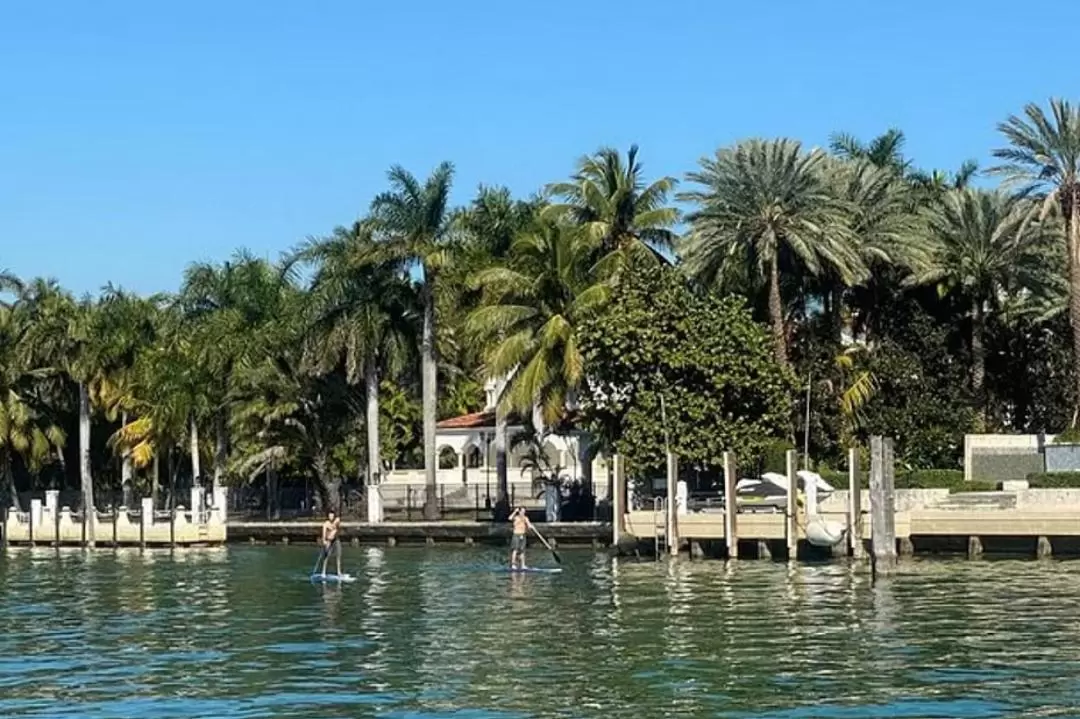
[1026,472,1080,488]
[1053,427,1080,444]
[895,469,965,489]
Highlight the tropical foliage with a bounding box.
[3,99,1080,514]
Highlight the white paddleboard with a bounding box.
[310,573,357,584]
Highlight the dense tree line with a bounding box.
[2,98,1079,522]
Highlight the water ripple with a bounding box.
[2,547,1080,716]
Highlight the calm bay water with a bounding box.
[0,546,1079,718]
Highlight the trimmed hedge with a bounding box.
[1026,472,1080,488]
[817,468,994,492]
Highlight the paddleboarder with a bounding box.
[509,506,530,569]
[318,509,343,578]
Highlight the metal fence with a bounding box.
[226,480,605,522]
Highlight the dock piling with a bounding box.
[666,451,679,556]
[967,535,983,559]
[1037,535,1052,559]
[847,447,864,559]
[723,451,739,559]
[785,450,798,560]
[869,436,898,576]
[612,454,626,547]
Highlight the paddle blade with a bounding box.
[550,549,562,564]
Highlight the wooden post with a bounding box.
[869,436,897,576]
[785,449,798,560]
[112,507,119,548]
[723,451,738,559]
[848,447,864,559]
[612,454,626,547]
[55,504,61,547]
[170,507,176,549]
[1,506,6,549]
[666,451,678,556]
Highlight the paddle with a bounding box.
[311,543,328,575]
[528,522,562,564]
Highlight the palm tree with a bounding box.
[466,218,604,505]
[179,251,286,491]
[990,98,1080,425]
[832,159,932,340]
[293,221,416,495]
[680,138,865,367]
[0,292,65,507]
[369,162,455,519]
[912,189,1058,429]
[15,280,101,540]
[829,128,912,176]
[545,145,679,277]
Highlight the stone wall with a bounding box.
[3,487,228,545]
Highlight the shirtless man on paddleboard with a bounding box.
[318,509,343,578]
[509,506,530,569]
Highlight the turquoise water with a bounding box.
[1,546,1079,717]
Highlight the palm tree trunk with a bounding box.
[494,401,509,519]
[189,415,201,485]
[78,382,95,546]
[4,454,18,510]
[972,301,987,432]
[421,275,439,519]
[213,412,227,492]
[120,411,133,489]
[1068,191,1080,428]
[365,355,381,486]
[152,452,160,509]
[768,249,788,367]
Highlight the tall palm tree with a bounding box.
[466,218,604,505]
[912,189,1058,429]
[680,138,865,367]
[832,159,932,340]
[369,162,455,519]
[293,221,416,492]
[545,145,679,277]
[15,280,101,541]
[0,291,65,507]
[990,98,1080,425]
[179,251,286,491]
[829,128,912,176]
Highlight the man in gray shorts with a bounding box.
[509,506,530,569]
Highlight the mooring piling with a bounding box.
[723,450,738,559]
[869,436,898,576]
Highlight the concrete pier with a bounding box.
[1038,535,1053,558]
[968,535,984,559]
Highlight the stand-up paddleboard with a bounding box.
[501,566,563,574]
[310,573,357,584]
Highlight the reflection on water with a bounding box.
[2,547,1080,717]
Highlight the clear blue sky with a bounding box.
[2,0,1076,296]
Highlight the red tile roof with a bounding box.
[436,411,495,429]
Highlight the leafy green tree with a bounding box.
[577,262,796,474]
